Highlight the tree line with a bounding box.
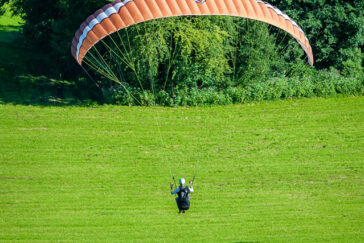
[0,0,362,105]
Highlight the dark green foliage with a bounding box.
[232,20,281,86]
[268,0,363,70]
[0,0,363,105]
[4,0,360,75]
[1,0,110,77]
[341,48,363,78]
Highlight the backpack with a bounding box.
[177,186,190,210]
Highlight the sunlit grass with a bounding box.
[0,4,22,27]
[0,97,363,242]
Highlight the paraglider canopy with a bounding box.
[71,0,314,66]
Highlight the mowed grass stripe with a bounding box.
[0,97,363,242]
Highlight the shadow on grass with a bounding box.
[0,71,101,107]
[0,83,104,106]
[0,74,99,107]
[0,15,76,106]
[0,24,101,107]
[0,25,21,42]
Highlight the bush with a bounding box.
[225,87,247,104]
[311,69,363,97]
[156,90,174,107]
[99,69,363,106]
[284,76,314,98]
[312,70,338,97]
[247,78,288,101]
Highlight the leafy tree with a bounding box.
[1,0,109,77]
[269,0,363,70]
[1,0,362,105]
[3,0,362,74]
[87,16,235,94]
[85,16,282,98]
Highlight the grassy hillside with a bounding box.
[0,97,363,242]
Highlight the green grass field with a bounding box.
[0,97,363,242]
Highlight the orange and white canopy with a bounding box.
[71,0,314,65]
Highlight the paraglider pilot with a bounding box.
[170,178,194,213]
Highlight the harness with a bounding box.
[177,186,191,210]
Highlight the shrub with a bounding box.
[156,90,174,107]
[224,87,247,104]
[312,71,337,97]
[284,76,315,98]
[99,69,363,106]
[312,69,363,97]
